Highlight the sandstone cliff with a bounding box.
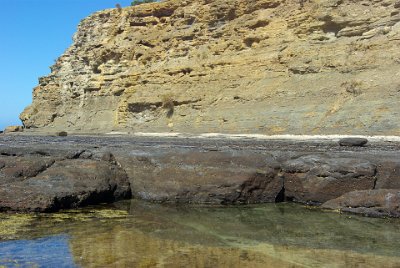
[20,0,400,134]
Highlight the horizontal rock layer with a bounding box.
[20,0,400,134]
[0,135,399,217]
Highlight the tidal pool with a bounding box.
[1,200,400,267]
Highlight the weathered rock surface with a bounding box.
[0,135,399,216]
[322,189,400,218]
[20,0,400,135]
[282,155,376,204]
[375,158,400,189]
[0,150,131,212]
[115,150,283,203]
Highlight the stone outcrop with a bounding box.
[0,135,399,216]
[0,149,131,212]
[20,0,400,135]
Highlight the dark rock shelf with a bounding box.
[0,135,399,217]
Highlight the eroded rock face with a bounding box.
[20,0,400,134]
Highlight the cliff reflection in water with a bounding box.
[2,200,400,267]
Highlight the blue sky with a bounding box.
[0,0,134,130]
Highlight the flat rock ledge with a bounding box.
[0,135,399,217]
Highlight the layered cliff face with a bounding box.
[21,0,400,134]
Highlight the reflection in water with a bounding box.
[0,235,77,268]
[1,201,400,267]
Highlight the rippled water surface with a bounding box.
[1,200,400,267]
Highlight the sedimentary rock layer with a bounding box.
[20,0,400,134]
[0,135,399,217]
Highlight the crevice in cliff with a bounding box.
[167,67,193,76]
[321,20,344,36]
[0,152,17,157]
[275,185,285,203]
[243,36,262,47]
[66,150,86,159]
[138,39,156,48]
[127,99,201,114]
[372,165,378,189]
[128,102,161,113]
[30,159,57,178]
[48,195,82,212]
[91,50,123,74]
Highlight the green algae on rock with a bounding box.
[0,214,34,240]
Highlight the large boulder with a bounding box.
[114,149,283,204]
[0,156,131,212]
[322,189,400,218]
[282,155,376,204]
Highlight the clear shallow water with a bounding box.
[1,201,400,267]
